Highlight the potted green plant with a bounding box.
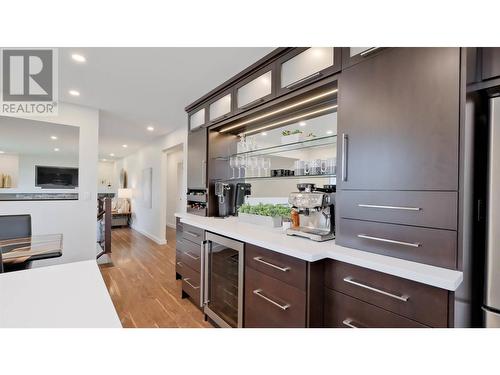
[238,203,291,227]
[280,130,316,144]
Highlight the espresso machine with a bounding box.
[235,183,251,213]
[286,183,335,242]
[215,182,235,217]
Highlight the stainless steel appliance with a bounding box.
[483,96,500,326]
[203,232,244,328]
[214,182,234,217]
[286,183,335,242]
[235,183,251,213]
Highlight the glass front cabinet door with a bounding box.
[189,107,206,131]
[341,47,387,68]
[235,67,274,112]
[209,91,232,123]
[278,47,341,95]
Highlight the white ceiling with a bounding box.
[0,117,79,159]
[58,48,275,159]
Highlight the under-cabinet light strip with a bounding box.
[239,104,338,136]
[219,88,338,133]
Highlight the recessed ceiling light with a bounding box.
[54,148,60,152]
[110,153,115,157]
[326,130,334,135]
[147,126,155,132]
[71,54,86,63]
[299,121,307,127]
[102,158,107,162]
[0,151,5,154]
[122,144,128,148]
[69,90,80,96]
[261,132,267,136]
[50,135,58,140]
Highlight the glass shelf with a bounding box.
[213,134,337,161]
[213,174,336,182]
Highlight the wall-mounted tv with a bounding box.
[35,166,79,189]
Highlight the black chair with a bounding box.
[0,214,32,273]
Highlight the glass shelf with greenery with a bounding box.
[212,134,337,161]
[212,174,336,182]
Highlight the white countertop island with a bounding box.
[0,260,121,328]
[176,213,463,291]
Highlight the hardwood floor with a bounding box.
[99,227,212,328]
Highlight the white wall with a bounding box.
[0,103,99,267]
[0,154,19,188]
[114,127,187,244]
[166,146,183,228]
[97,161,116,194]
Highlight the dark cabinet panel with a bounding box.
[337,47,460,190]
[245,243,307,291]
[482,48,500,81]
[337,190,458,230]
[187,127,207,190]
[181,223,205,245]
[324,260,450,327]
[244,267,306,328]
[176,239,202,273]
[324,289,427,328]
[337,218,457,269]
[181,261,201,307]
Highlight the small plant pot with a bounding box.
[238,213,283,227]
[280,133,304,144]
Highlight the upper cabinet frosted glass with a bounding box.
[237,70,273,108]
[349,47,372,57]
[281,48,334,88]
[209,94,232,121]
[190,108,206,130]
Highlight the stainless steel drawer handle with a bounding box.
[358,204,422,211]
[343,276,409,302]
[357,234,421,248]
[359,47,380,56]
[285,72,322,89]
[253,289,290,311]
[342,318,361,328]
[185,230,200,238]
[253,256,291,272]
[185,251,200,260]
[183,278,200,290]
[342,133,348,182]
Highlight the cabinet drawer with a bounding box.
[337,190,458,230]
[336,218,457,269]
[176,239,201,273]
[245,243,307,291]
[181,261,201,307]
[324,289,426,328]
[324,260,450,327]
[244,267,306,328]
[181,223,204,244]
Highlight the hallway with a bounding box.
[99,227,211,328]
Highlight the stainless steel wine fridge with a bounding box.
[203,232,244,328]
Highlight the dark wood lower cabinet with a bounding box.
[180,260,201,307]
[245,267,306,328]
[324,289,427,328]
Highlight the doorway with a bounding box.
[165,144,184,229]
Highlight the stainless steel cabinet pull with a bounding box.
[253,289,290,310]
[239,97,265,109]
[185,230,200,238]
[253,256,290,272]
[358,204,421,211]
[359,47,380,57]
[201,160,206,185]
[183,278,200,290]
[343,276,410,302]
[285,72,322,89]
[200,241,206,308]
[357,234,421,248]
[185,251,200,260]
[342,319,361,328]
[342,133,348,182]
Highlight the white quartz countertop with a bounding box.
[0,260,121,328]
[176,213,463,291]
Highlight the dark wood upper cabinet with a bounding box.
[276,47,341,96]
[207,88,233,125]
[187,127,207,190]
[337,47,460,191]
[341,47,388,69]
[233,64,276,114]
[188,106,208,131]
[482,48,500,81]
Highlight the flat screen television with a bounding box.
[35,166,79,189]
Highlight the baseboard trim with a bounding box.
[166,222,176,229]
[131,225,167,245]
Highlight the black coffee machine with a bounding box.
[215,182,235,217]
[235,183,251,213]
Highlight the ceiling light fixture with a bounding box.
[69,90,80,96]
[240,105,338,137]
[0,151,5,154]
[110,153,115,157]
[219,88,338,133]
[71,54,86,63]
[326,130,333,135]
[147,126,155,131]
[299,121,307,127]
[261,132,267,136]
[54,148,60,152]
[122,144,128,148]
[102,158,107,162]
[50,135,58,140]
